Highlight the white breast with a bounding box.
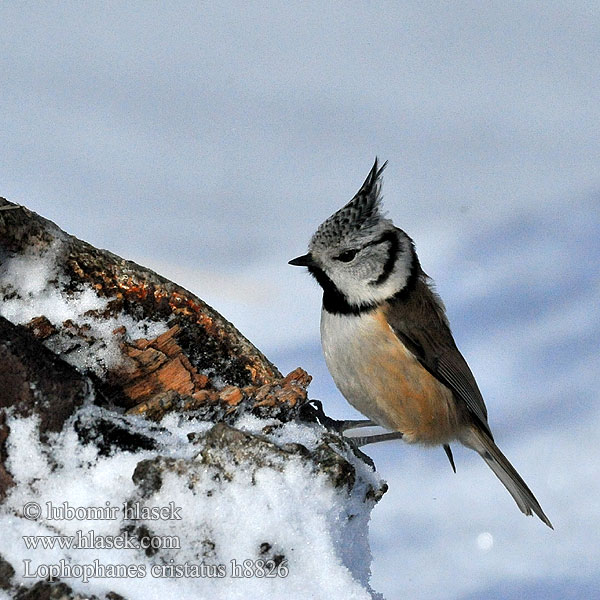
[320,308,393,427]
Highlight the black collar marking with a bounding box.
[307,265,378,316]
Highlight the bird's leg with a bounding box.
[349,431,404,447]
[337,418,377,431]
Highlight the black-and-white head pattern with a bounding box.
[306,159,417,314]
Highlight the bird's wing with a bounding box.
[385,283,493,438]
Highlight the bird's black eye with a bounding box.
[335,249,358,262]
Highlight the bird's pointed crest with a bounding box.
[310,158,388,249]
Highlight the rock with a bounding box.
[0,316,91,499]
[0,197,281,412]
[0,554,15,590]
[0,317,89,435]
[125,366,312,424]
[14,580,102,600]
[73,406,164,457]
[0,197,314,494]
[0,198,387,599]
[131,422,384,500]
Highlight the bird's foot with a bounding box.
[301,399,375,432]
[344,441,376,469]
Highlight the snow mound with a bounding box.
[0,407,385,600]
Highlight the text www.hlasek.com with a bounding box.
[22,530,179,551]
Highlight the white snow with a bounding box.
[0,409,384,599]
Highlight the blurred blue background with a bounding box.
[2,3,599,598]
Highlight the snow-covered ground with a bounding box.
[0,409,384,600]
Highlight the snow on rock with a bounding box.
[0,240,169,377]
[0,199,388,599]
[0,198,283,408]
[0,407,385,600]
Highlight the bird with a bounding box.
[289,159,552,528]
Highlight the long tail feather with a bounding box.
[462,426,553,528]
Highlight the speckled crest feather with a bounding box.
[310,158,388,250]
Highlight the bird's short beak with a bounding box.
[288,252,314,267]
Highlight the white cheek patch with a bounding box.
[333,255,412,307]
